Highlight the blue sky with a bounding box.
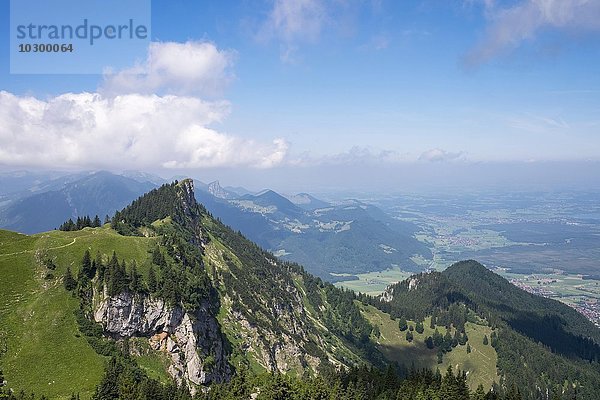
[0,0,599,191]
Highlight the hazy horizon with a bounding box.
[2,160,600,196]
[1,1,599,185]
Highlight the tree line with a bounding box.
[59,215,108,231]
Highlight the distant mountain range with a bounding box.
[196,181,431,279]
[0,171,430,279]
[285,192,331,210]
[0,171,157,234]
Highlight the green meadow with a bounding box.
[360,304,499,391]
[0,227,159,399]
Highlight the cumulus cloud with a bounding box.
[0,41,288,170]
[102,41,236,97]
[0,91,288,170]
[419,148,466,162]
[465,0,600,65]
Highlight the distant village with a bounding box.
[510,277,600,328]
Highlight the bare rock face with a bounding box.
[175,179,206,246]
[94,291,229,393]
[380,288,394,303]
[207,181,232,200]
[177,179,197,218]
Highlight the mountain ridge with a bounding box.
[2,180,600,399]
[0,171,156,234]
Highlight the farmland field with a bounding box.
[336,190,600,326]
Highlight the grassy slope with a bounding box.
[359,304,499,391]
[335,268,413,295]
[1,224,502,397]
[0,227,160,399]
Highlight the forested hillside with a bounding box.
[2,180,600,399]
[362,260,600,399]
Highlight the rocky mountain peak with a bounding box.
[207,180,231,199]
[176,179,197,213]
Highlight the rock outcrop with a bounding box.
[207,181,233,199]
[94,290,229,393]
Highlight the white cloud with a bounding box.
[259,0,374,62]
[0,40,290,170]
[0,90,288,170]
[258,0,328,63]
[264,0,327,42]
[507,113,570,133]
[465,0,600,65]
[289,146,411,166]
[419,148,466,162]
[102,41,236,97]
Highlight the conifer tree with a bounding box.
[474,384,486,400]
[63,266,77,291]
[425,336,434,349]
[458,331,468,346]
[152,246,166,267]
[398,317,408,331]
[452,329,460,347]
[107,257,129,296]
[92,356,122,400]
[434,367,442,385]
[148,265,158,293]
[490,331,498,348]
[96,251,105,282]
[439,366,457,400]
[81,250,95,280]
[433,328,443,347]
[415,321,424,334]
[456,370,470,400]
[443,329,453,351]
[372,325,381,338]
[129,261,143,293]
[506,383,522,400]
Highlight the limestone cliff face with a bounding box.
[175,179,206,248]
[93,290,229,393]
[223,295,322,375]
